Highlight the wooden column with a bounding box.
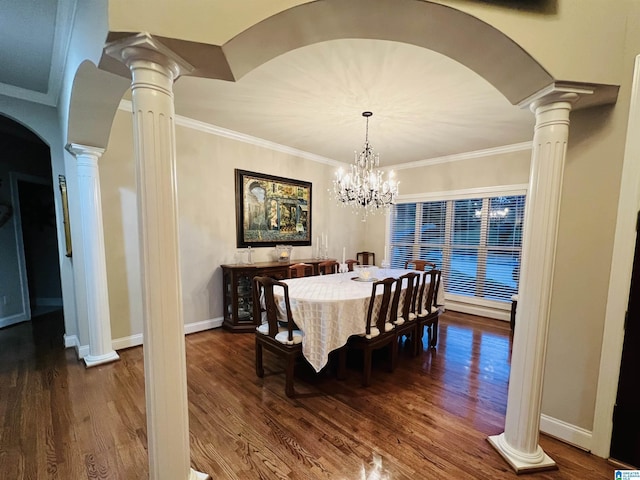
[489,90,583,472]
[105,33,209,480]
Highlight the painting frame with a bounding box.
[58,175,72,257]
[235,169,312,248]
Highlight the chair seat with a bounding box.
[394,316,405,325]
[408,312,417,321]
[256,323,286,335]
[360,321,395,339]
[275,330,304,345]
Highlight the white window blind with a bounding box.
[390,195,525,304]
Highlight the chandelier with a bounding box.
[333,111,399,217]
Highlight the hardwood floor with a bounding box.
[0,309,615,479]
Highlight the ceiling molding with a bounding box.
[118,99,341,167]
[118,99,532,171]
[0,84,57,107]
[47,0,78,107]
[391,142,533,171]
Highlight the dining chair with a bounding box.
[345,259,358,272]
[416,269,443,352]
[252,275,304,397]
[341,277,397,387]
[356,251,376,266]
[404,259,436,271]
[390,272,420,356]
[288,262,313,278]
[318,260,339,275]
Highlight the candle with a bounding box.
[384,245,388,261]
[342,246,346,264]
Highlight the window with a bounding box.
[390,194,525,304]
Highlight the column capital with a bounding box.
[66,143,105,158]
[518,82,594,112]
[104,32,193,80]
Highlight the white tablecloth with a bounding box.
[274,268,444,372]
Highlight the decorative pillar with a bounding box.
[488,91,582,472]
[66,144,119,368]
[105,34,208,480]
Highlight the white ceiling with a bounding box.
[0,2,535,165]
[0,0,75,107]
[173,38,535,167]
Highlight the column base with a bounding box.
[488,433,557,473]
[84,350,120,368]
[189,468,210,479]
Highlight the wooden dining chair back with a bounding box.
[345,259,358,272]
[318,260,339,275]
[252,276,304,397]
[416,269,442,352]
[343,277,397,386]
[404,259,437,271]
[356,251,376,266]
[289,262,313,278]
[391,272,420,356]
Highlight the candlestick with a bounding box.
[342,246,346,264]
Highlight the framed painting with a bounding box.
[235,169,312,248]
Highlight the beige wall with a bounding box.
[109,0,630,87]
[98,0,640,443]
[101,108,365,339]
[364,149,531,258]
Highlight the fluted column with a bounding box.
[488,91,581,472]
[66,143,119,368]
[105,34,208,480]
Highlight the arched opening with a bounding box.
[0,115,64,338]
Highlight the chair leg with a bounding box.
[362,350,372,387]
[430,318,439,348]
[409,326,418,357]
[285,355,295,398]
[255,340,264,378]
[415,324,424,356]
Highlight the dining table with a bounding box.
[274,268,445,372]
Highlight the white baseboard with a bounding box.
[110,316,224,351]
[64,333,78,349]
[36,297,63,307]
[540,414,592,452]
[445,300,510,322]
[64,334,90,359]
[185,317,223,335]
[111,333,143,351]
[0,312,28,328]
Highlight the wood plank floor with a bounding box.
[0,309,615,479]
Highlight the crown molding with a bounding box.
[391,141,533,171]
[118,99,533,170]
[118,99,341,167]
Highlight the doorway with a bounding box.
[17,178,62,316]
[610,210,640,467]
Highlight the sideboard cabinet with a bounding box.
[221,259,331,332]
